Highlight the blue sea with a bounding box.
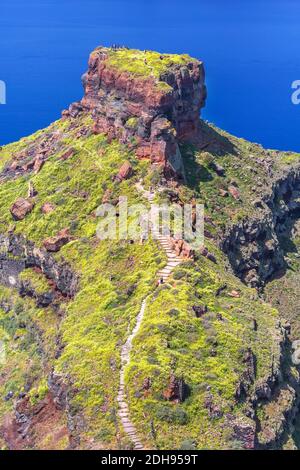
[0,0,299,151]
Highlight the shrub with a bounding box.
[173,270,186,280]
[180,439,196,450]
[156,405,188,425]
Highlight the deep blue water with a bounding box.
[0,0,299,151]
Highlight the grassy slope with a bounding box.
[0,113,299,449]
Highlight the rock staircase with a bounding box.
[117,183,183,450]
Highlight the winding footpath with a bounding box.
[117,184,183,450]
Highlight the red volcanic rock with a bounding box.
[43,228,72,252]
[170,238,194,259]
[64,47,206,179]
[1,131,63,182]
[60,148,76,161]
[1,392,69,450]
[163,374,187,403]
[136,145,152,159]
[33,155,45,174]
[41,202,56,214]
[116,161,133,182]
[10,198,34,221]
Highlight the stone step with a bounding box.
[119,403,128,409]
[121,418,131,425]
[158,269,173,275]
[124,427,137,433]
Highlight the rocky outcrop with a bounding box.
[222,166,300,287]
[0,391,69,450]
[115,161,133,182]
[19,276,54,308]
[163,374,188,403]
[43,228,72,252]
[10,198,34,220]
[226,414,256,450]
[170,238,194,259]
[0,233,78,296]
[63,47,206,178]
[233,319,300,449]
[0,130,64,182]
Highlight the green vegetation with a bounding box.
[126,117,139,129]
[126,251,280,449]
[181,123,300,229]
[20,268,51,295]
[0,105,299,449]
[95,47,198,90]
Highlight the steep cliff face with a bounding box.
[63,47,206,178]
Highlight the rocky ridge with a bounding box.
[63,47,206,178]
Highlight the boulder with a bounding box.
[116,161,133,182]
[228,290,240,298]
[43,228,72,252]
[33,155,45,174]
[10,198,34,221]
[170,238,194,259]
[219,189,229,197]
